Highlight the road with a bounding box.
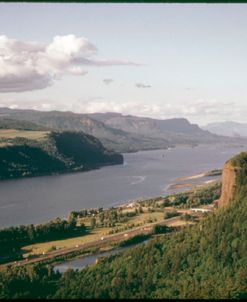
[0,216,187,269]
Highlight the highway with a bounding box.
[0,216,187,268]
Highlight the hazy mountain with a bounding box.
[89,112,225,144]
[0,108,171,152]
[89,112,203,135]
[0,118,49,131]
[0,108,242,153]
[203,121,247,138]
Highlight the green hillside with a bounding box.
[0,130,123,180]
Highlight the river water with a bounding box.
[0,143,246,228]
[54,245,131,273]
[54,240,151,273]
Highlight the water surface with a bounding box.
[0,143,246,228]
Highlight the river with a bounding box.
[0,143,246,228]
[54,240,150,273]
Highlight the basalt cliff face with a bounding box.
[219,152,247,207]
[219,161,237,207]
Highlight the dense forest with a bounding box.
[0,217,86,264]
[0,153,246,299]
[0,130,123,180]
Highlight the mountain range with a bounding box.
[0,108,241,153]
[203,121,247,138]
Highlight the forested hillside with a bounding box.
[0,152,246,299]
[0,130,123,180]
[52,186,247,299]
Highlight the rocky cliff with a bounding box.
[219,152,247,207]
[219,161,237,207]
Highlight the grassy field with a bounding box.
[0,129,49,140]
[0,142,13,147]
[127,211,164,224]
[21,210,169,257]
[22,228,110,257]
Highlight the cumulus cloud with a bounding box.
[0,34,137,93]
[135,83,151,88]
[103,79,114,85]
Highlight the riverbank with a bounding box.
[167,169,222,192]
[0,177,221,269]
[175,172,206,182]
[0,144,242,228]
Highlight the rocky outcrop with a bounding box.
[219,161,237,207]
[219,152,247,207]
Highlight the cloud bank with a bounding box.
[75,99,245,124]
[0,35,137,93]
[0,97,244,124]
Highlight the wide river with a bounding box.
[0,143,246,228]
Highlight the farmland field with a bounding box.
[0,129,49,140]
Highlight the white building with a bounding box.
[190,208,212,213]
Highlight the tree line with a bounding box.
[0,217,86,264]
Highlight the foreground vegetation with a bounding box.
[0,180,245,299]
[0,178,234,299]
[0,218,87,264]
[0,151,246,299]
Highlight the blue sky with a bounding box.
[0,3,247,125]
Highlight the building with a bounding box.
[190,208,213,213]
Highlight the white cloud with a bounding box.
[0,96,245,124]
[135,83,151,88]
[73,98,247,124]
[0,34,137,93]
[103,79,114,85]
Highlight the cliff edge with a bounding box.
[219,152,247,207]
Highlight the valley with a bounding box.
[0,151,246,299]
[0,176,220,268]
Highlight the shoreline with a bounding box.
[168,170,221,192]
[174,172,206,182]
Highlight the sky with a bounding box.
[0,3,247,125]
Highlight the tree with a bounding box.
[152,224,171,234]
[138,206,144,214]
[90,217,96,229]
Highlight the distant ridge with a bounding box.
[0,108,243,153]
[203,121,247,138]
